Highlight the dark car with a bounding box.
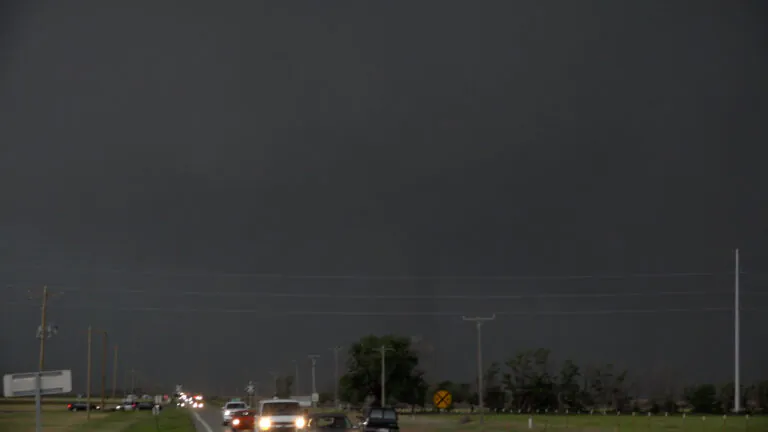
[307,412,357,431]
[136,401,162,411]
[359,407,399,432]
[66,402,100,412]
[113,401,138,411]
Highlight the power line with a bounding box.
[3,284,747,300]
[0,301,750,316]
[0,268,734,280]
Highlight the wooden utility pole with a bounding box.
[38,286,48,372]
[101,331,108,409]
[378,345,394,406]
[330,346,343,408]
[112,345,118,399]
[86,326,92,420]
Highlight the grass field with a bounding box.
[0,397,126,406]
[395,413,767,432]
[121,406,195,432]
[0,404,195,432]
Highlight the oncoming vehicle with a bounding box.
[222,400,249,426]
[257,398,306,431]
[191,395,205,408]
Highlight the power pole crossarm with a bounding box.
[462,314,495,427]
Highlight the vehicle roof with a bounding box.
[260,399,299,404]
[309,412,349,418]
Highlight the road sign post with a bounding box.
[246,381,256,407]
[433,389,453,410]
[34,373,41,432]
[4,370,72,432]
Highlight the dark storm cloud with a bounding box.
[1,0,766,394]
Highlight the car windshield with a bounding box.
[368,409,397,420]
[261,402,301,415]
[226,403,246,409]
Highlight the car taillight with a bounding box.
[67,404,72,408]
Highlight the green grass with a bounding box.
[395,413,768,432]
[0,397,125,406]
[0,409,142,432]
[121,406,195,432]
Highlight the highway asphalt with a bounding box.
[189,406,230,432]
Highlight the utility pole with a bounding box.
[293,360,300,395]
[100,332,108,410]
[463,314,495,426]
[34,285,50,432]
[378,345,394,407]
[86,326,92,420]
[38,286,48,372]
[331,346,343,408]
[269,371,279,396]
[734,248,741,413]
[308,355,320,407]
[111,345,118,399]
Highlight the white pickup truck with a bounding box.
[257,398,307,431]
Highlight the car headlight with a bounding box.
[225,410,231,415]
[295,417,306,428]
[199,403,204,408]
[259,417,271,430]
[233,418,240,426]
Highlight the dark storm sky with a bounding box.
[1,1,766,396]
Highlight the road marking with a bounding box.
[192,410,214,432]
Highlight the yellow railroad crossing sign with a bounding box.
[432,389,452,409]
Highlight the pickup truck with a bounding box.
[358,407,399,432]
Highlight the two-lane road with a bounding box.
[190,406,230,432]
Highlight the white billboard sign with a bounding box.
[3,370,72,397]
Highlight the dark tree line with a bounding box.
[337,335,768,414]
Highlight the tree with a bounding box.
[585,364,628,411]
[718,382,735,413]
[276,376,294,399]
[503,348,555,412]
[484,362,506,412]
[339,334,426,406]
[556,359,581,411]
[684,384,717,413]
